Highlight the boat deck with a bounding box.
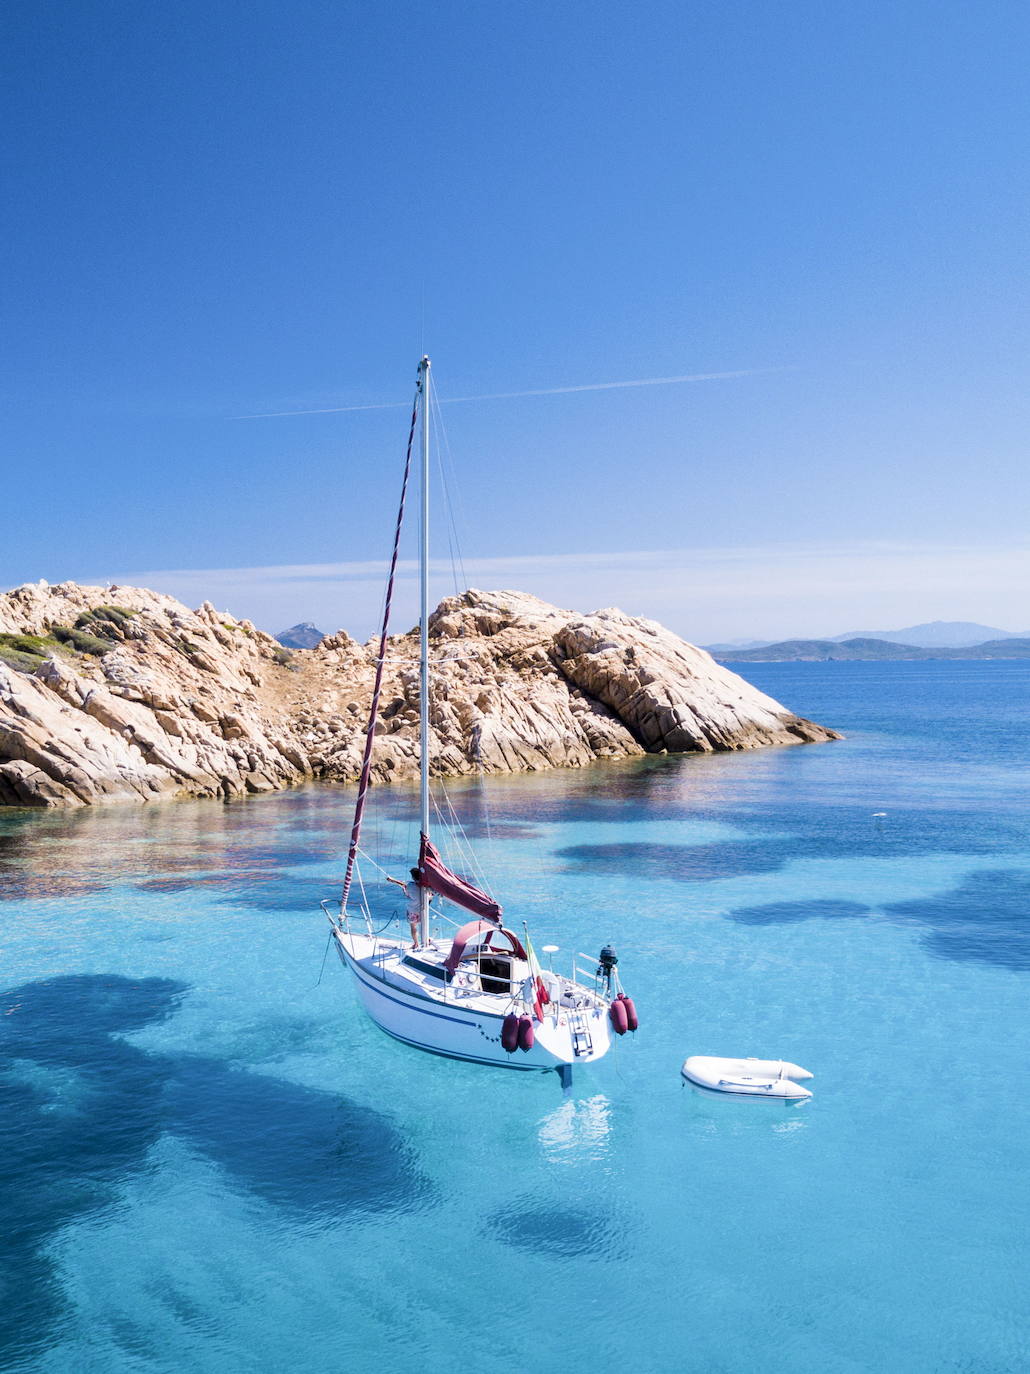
[345,932,606,1020]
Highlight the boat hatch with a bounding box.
[479,955,511,995]
[401,954,452,983]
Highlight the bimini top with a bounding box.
[444,920,528,973]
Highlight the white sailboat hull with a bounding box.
[335,932,612,1074]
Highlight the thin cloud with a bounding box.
[231,367,786,420]
[113,539,1030,589]
[234,400,408,419]
[99,540,1030,644]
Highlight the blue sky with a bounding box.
[3,1,1028,639]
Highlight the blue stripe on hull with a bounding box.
[340,943,510,1021]
[377,1023,552,1072]
[337,938,557,1074]
[347,953,478,1027]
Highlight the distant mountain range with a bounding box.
[276,618,1030,661]
[275,622,325,649]
[829,620,1030,648]
[712,637,1030,663]
[706,620,1030,659]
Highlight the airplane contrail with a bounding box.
[231,367,786,419]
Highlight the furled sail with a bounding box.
[417,835,503,922]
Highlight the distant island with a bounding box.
[705,619,1030,661]
[708,621,1030,651]
[713,637,1030,663]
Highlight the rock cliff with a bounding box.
[0,581,838,808]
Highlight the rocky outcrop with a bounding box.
[0,581,838,808]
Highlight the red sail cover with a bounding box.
[417,836,503,922]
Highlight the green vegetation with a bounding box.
[0,632,56,657]
[272,645,293,666]
[52,625,115,655]
[74,605,136,633]
[0,608,136,674]
[0,647,42,673]
[0,632,61,673]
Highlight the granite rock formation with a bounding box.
[0,582,838,808]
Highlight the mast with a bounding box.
[418,355,432,945]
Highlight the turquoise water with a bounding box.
[3,661,1030,1372]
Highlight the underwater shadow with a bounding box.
[729,899,872,926]
[484,1197,620,1261]
[882,869,1030,971]
[556,840,787,884]
[727,870,1030,971]
[0,974,430,1364]
[556,803,1030,895]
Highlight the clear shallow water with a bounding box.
[2,660,1029,1373]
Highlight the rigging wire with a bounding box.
[433,780,496,898]
[355,843,403,883]
[315,932,333,986]
[427,379,502,884]
[339,374,421,916]
[429,385,469,595]
[432,413,461,597]
[338,363,503,925]
[429,790,485,896]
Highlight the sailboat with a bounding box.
[324,357,636,1087]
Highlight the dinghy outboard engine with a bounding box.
[597,944,619,992]
[596,947,639,1034]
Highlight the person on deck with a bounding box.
[387,868,424,948]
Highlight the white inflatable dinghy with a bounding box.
[681,1055,813,1101]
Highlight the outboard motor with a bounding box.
[597,944,619,993]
